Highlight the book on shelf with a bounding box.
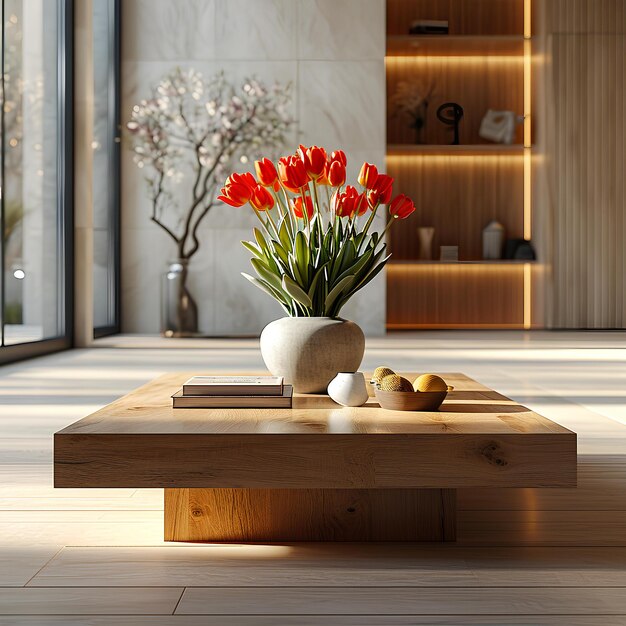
[172,385,293,409]
[182,375,284,397]
[409,19,449,35]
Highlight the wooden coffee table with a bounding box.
[54,373,576,542]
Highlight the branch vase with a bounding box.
[260,317,365,394]
[161,259,198,337]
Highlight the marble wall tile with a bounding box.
[298,61,386,152]
[297,0,385,60]
[122,0,216,62]
[121,227,170,333]
[212,230,286,335]
[214,0,297,60]
[121,227,217,334]
[121,0,387,336]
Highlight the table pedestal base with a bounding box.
[164,488,456,542]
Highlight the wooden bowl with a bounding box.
[375,386,453,412]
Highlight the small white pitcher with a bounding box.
[327,372,369,407]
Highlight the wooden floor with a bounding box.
[1,331,625,624]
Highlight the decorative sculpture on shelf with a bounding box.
[479,110,524,145]
[436,102,464,145]
[390,81,436,144]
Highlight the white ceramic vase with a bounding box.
[259,317,365,394]
[327,372,369,407]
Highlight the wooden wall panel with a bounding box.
[386,263,526,328]
[539,0,626,327]
[455,0,524,35]
[386,0,524,36]
[387,0,449,36]
[387,153,524,260]
[387,56,524,145]
[531,0,626,328]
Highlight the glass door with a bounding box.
[0,0,72,363]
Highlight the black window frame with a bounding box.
[93,0,121,339]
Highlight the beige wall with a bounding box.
[120,0,387,336]
[535,0,626,328]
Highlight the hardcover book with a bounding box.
[172,385,293,409]
[182,375,284,396]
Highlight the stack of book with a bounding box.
[171,375,292,409]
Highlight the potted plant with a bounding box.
[127,68,292,336]
[219,146,416,392]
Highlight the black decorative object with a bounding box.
[504,239,537,261]
[436,102,464,145]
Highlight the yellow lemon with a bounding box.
[413,374,448,393]
[371,366,395,384]
[380,374,414,392]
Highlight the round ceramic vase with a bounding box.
[327,372,369,407]
[259,317,365,394]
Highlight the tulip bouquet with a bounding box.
[219,146,416,317]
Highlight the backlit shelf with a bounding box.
[387,144,526,157]
[388,260,536,265]
[386,35,525,58]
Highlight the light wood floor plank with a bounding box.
[458,510,626,546]
[177,586,626,615]
[2,617,626,626]
[28,545,626,588]
[0,546,61,587]
[0,587,183,615]
[459,459,626,512]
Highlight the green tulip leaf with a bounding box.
[250,257,284,292]
[241,273,289,309]
[271,240,289,266]
[325,275,355,312]
[282,274,313,308]
[294,230,310,279]
[241,240,265,260]
[278,217,292,250]
[253,228,269,255]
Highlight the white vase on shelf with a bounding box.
[418,227,435,260]
[482,220,505,260]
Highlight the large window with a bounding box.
[92,0,119,337]
[0,0,72,362]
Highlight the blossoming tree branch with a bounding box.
[127,68,293,261]
[219,145,416,318]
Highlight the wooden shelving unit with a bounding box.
[387,35,524,57]
[385,0,535,330]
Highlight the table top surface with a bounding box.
[57,373,574,438]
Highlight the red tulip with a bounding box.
[250,185,275,212]
[218,172,257,207]
[389,194,416,219]
[330,150,347,166]
[278,155,310,192]
[367,173,394,207]
[354,191,369,216]
[358,162,378,189]
[331,185,367,218]
[291,194,314,220]
[298,145,327,180]
[327,160,347,187]
[254,158,279,191]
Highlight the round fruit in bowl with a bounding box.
[379,374,414,392]
[413,374,448,393]
[371,366,396,385]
